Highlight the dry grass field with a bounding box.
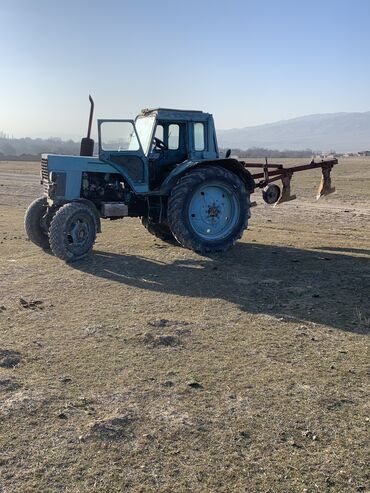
[0,158,369,493]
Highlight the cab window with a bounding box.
[194,122,205,151]
[168,124,180,150]
[100,121,140,151]
[155,124,164,141]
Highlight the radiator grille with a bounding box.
[41,157,49,195]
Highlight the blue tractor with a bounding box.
[24,96,255,261]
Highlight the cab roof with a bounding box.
[140,107,212,121]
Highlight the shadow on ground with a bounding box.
[73,242,370,334]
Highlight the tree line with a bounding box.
[0,136,81,160]
[222,147,323,158]
[0,135,330,161]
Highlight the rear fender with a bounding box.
[160,158,255,194]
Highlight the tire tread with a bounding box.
[141,218,177,244]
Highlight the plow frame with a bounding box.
[240,157,338,205]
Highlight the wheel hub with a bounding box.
[188,182,240,240]
[69,219,90,245]
[207,203,221,218]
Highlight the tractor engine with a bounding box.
[81,172,128,204]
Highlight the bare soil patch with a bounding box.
[0,159,369,492]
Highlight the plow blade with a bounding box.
[275,173,296,206]
[316,166,335,200]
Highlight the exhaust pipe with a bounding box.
[80,95,95,156]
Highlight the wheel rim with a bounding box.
[188,181,240,241]
[65,212,94,254]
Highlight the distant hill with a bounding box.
[217,112,370,153]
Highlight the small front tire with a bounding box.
[49,202,97,262]
[24,196,50,249]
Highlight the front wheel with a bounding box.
[167,166,250,254]
[24,197,50,249]
[49,202,97,262]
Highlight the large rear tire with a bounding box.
[24,197,50,249]
[167,166,250,254]
[49,202,97,262]
[141,217,177,244]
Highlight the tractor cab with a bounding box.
[98,108,219,190]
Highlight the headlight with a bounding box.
[49,171,58,182]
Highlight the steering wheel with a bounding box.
[153,137,168,151]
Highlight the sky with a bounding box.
[1,0,370,139]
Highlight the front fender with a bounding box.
[159,158,255,194]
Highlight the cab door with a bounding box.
[98,119,149,193]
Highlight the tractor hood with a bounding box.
[41,154,119,202]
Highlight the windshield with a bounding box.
[133,115,155,155]
[101,121,140,152]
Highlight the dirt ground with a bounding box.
[0,158,369,493]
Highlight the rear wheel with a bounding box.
[167,166,250,253]
[24,197,50,249]
[49,202,97,262]
[141,217,177,244]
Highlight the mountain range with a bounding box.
[217,112,370,153]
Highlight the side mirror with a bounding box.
[225,149,231,158]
